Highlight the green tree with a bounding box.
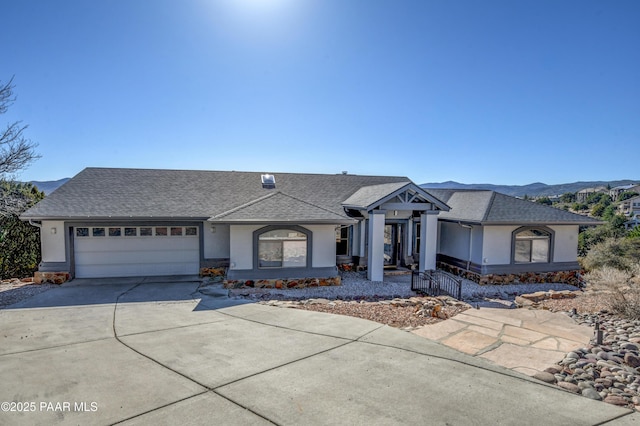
[628,226,640,240]
[619,191,639,202]
[572,202,588,211]
[602,205,618,221]
[586,192,611,206]
[536,196,552,205]
[0,77,41,279]
[591,203,607,217]
[578,222,627,257]
[0,182,44,278]
[560,192,576,203]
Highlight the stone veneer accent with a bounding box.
[200,267,227,278]
[436,262,583,287]
[34,271,70,284]
[224,276,341,289]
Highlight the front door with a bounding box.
[384,224,402,268]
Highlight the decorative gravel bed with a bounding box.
[263,296,472,329]
[229,270,582,303]
[228,270,587,330]
[0,279,57,309]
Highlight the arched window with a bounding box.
[513,227,552,263]
[257,228,308,268]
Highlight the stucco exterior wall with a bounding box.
[550,225,579,263]
[438,222,473,261]
[41,220,66,263]
[470,226,484,264]
[228,224,337,271]
[229,225,261,270]
[203,223,230,259]
[305,224,337,267]
[482,225,519,265]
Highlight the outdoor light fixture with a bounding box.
[393,210,398,216]
[51,227,57,235]
[210,225,216,233]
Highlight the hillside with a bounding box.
[421,180,639,198]
[30,178,70,195]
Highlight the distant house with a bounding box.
[428,190,602,285]
[625,216,640,230]
[619,195,640,218]
[610,184,640,201]
[21,168,602,287]
[576,186,608,203]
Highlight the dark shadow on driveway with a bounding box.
[2,275,251,311]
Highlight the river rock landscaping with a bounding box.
[536,311,640,409]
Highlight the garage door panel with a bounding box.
[77,238,198,252]
[75,250,199,266]
[75,262,197,278]
[74,229,200,278]
[75,248,199,263]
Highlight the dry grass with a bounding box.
[583,264,640,319]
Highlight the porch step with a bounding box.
[383,269,412,276]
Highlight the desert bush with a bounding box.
[584,266,633,290]
[585,265,640,319]
[581,237,640,272]
[628,226,640,240]
[607,284,640,319]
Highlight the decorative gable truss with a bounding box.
[342,182,449,215]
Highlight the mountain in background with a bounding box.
[30,178,70,195]
[421,180,639,198]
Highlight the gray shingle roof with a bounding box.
[209,191,353,223]
[342,182,449,211]
[21,167,412,221]
[341,182,410,209]
[427,189,603,225]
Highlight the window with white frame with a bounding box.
[513,228,551,263]
[258,229,307,268]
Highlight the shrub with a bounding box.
[582,238,640,272]
[0,182,44,279]
[591,203,607,217]
[585,265,640,319]
[606,282,640,319]
[572,202,588,211]
[628,226,640,240]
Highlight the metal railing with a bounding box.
[411,269,463,300]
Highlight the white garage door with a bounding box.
[74,225,199,278]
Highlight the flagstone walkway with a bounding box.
[412,307,595,376]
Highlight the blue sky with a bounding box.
[2,0,638,185]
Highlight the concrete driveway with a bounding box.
[1,277,638,425]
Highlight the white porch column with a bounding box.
[419,212,438,272]
[367,210,386,282]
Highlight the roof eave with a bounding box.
[20,216,211,222]
[482,220,604,226]
[207,218,358,225]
